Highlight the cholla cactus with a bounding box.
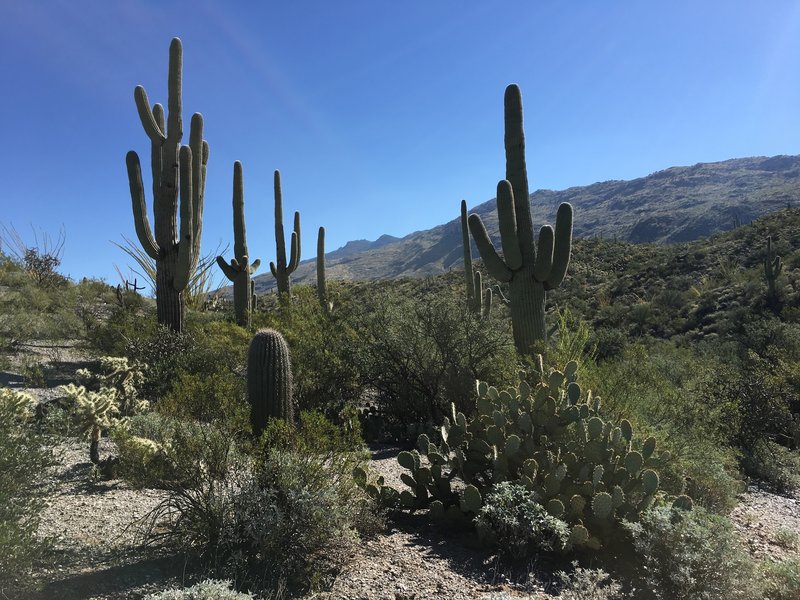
[60,383,120,464]
[76,356,147,416]
[0,388,36,421]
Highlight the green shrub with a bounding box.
[475,481,570,559]
[762,558,800,600]
[159,368,247,429]
[0,262,85,342]
[140,414,376,595]
[556,563,624,599]
[124,325,196,400]
[0,392,57,587]
[355,290,515,432]
[145,579,257,599]
[622,505,758,600]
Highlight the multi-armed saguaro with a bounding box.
[468,85,573,354]
[126,37,208,333]
[216,161,261,327]
[460,200,492,318]
[269,171,301,296]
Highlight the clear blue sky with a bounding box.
[2,1,800,286]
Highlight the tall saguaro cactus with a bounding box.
[216,162,261,327]
[126,37,208,333]
[316,226,331,312]
[468,85,573,354]
[461,200,492,317]
[269,170,301,296]
[765,234,783,305]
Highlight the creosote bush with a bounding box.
[355,290,515,431]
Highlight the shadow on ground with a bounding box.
[29,552,189,600]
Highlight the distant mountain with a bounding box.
[250,155,800,293]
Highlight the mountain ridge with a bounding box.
[250,154,800,294]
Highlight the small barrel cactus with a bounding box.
[247,328,293,436]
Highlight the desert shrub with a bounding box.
[556,563,624,599]
[123,318,249,406]
[707,319,800,489]
[475,481,570,559]
[740,441,800,492]
[123,325,196,400]
[86,300,160,356]
[622,505,758,600]
[141,414,376,595]
[0,390,57,587]
[480,564,624,600]
[590,327,627,362]
[762,558,800,600]
[0,261,84,342]
[159,368,247,429]
[547,307,597,368]
[355,290,515,431]
[145,579,257,599]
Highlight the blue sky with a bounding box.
[2,1,800,286]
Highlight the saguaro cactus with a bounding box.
[269,171,301,296]
[216,161,261,327]
[126,37,208,332]
[247,328,293,436]
[316,226,331,312]
[468,85,573,353]
[461,200,492,317]
[765,234,783,304]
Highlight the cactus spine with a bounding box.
[764,234,782,304]
[216,162,260,327]
[269,171,301,296]
[468,85,573,354]
[126,37,208,333]
[461,200,492,317]
[247,328,293,436]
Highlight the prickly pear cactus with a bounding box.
[384,357,687,549]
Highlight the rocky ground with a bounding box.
[3,341,800,599]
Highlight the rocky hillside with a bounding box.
[252,155,800,293]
